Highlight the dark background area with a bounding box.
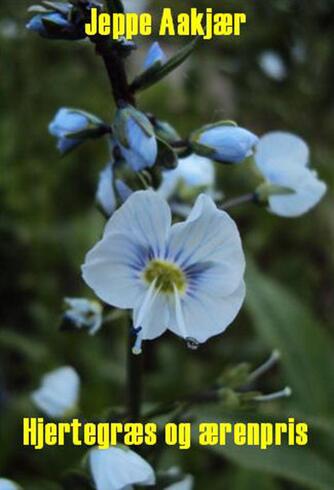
[0,1,333,489]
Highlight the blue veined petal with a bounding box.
[31,367,80,418]
[199,126,258,163]
[267,166,327,217]
[144,41,167,69]
[167,194,245,276]
[89,446,155,490]
[255,131,309,173]
[82,233,148,308]
[169,281,245,343]
[103,190,171,257]
[96,164,116,216]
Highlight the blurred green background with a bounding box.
[1,0,334,489]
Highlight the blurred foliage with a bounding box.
[0,0,334,489]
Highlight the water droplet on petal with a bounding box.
[186,337,200,350]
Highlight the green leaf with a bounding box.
[193,407,334,490]
[246,262,334,418]
[0,329,48,361]
[228,468,279,490]
[130,38,198,93]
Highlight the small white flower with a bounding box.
[89,446,155,490]
[0,479,21,490]
[64,297,103,335]
[82,190,245,353]
[31,366,80,418]
[255,132,327,217]
[159,154,215,200]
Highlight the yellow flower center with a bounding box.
[143,259,186,294]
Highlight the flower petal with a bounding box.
[89,446,155,490]
[167,194,245,280]
[168,281,245,343]
[103,190,171,257]
[255,131,309,173]
[31,367,80,418]
[268,167,327,217]
[82,233,148,308]
[144,41,166,69]
[133,292,169,340]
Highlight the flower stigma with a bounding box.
[143,259,186,294]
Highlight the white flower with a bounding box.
[31,366,80,418]
[89,446,155,490]
[0,479,21,490]
[255,132,327,217]
[82,190,245,353]
[64,297,103,335]
[96,164,116,217]
[159,154,215,200]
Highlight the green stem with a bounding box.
[89,5,141,420]
[93,37,135,106]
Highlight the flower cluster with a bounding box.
[24,4,328,488]
[29,25,326,353]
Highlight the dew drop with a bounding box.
[186,337,200,350]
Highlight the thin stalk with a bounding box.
[247,350,281,384]
[254,386,292,402]
[220,192,255,210]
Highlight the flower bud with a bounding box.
[49,108,108,154]
[191,123,258,164]
[96,164,116,217]
[26,9,86,41]
[113,105,157,171]
[144,42,167,70]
